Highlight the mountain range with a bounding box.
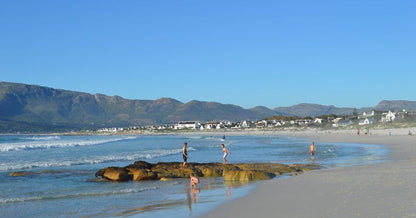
[1,82,415,132]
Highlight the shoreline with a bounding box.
[200,131,416,217]
[2,129,414,217]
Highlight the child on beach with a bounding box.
[221,144,231,164]
[182,142,188,167]
[190,173,199,189]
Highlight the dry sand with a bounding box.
[201,129,416,217]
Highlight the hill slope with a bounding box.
[374,100,416,112]
[0,82,279,132]
[273,103,355,117]
[1,82,415,132]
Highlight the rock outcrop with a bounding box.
[223,170,274,181]
[9,171,35,177]
[95,161,321,182]
[95,167,132,181]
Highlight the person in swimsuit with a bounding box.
[221,144,231,164]
[182,142,188,167]
[310,142,316,158]
[190,173,199,189]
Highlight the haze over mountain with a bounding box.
[1,82,415,132]
[274,103,355,118]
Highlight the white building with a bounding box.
[272,120,284,126]
[216,123,225,129]
[382,110,396,122]
[359,118,376,125]
[314,118,323,124]
[241,120,251,128]
[256,120,268,128]
[332,118,342,127]
[176,121,200,129]
[203,122,218,130]
[359,110,375,119]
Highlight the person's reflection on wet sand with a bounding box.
[186,183,201,212]
[225,186,231,200]
[185,184,192,212]
[192,187,200,203]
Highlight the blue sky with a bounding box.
[1,0,415,109]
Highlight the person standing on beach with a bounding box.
[310,142,316,158]
[182,142,188,167]
[221,144,231,164]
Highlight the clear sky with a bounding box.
[1,0,415,109]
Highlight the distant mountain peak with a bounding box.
[375,100,416,111]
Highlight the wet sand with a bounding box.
[201,130,416,217]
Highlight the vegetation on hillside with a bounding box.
[1,82,416,133]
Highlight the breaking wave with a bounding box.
[0,148,195,171]
[0,136,137,152]
[20,136,62,141]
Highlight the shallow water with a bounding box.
[0,134,389,217]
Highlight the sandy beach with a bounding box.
[201,128,416,217]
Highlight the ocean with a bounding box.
[0,134,388,217]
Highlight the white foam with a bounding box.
[0,147,194,171]
[20,136,61,141]
[0,196,43,204]
[185,136,203,139]
[0,136,137,152]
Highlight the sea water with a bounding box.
[0,134,389,217]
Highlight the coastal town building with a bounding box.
[176,121,200,129]
[204,121,219,129]
[216,123,226,129]
[359,117,376,125]
[271,120,285,127]
[314,118,323,124]
[381,110,396,123]
[359,110,375,119]
[241,120,252,128]
[332,118,353,127]
[90,108,415,134]
[255,120,268,128]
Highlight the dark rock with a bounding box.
[194,163,224,177]
[132,161,154,169]
[101,167,132,181]
[152,162,197,178]
[223,170,275,181]
[127,168,157,181]
[95,161,321,182]
[95,169,105,178]
[234,163,293,174]
[9,171,35,177]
